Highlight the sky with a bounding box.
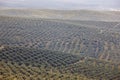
[0,0,120,10]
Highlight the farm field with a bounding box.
[0,9,120,80]
[0,46,120,80]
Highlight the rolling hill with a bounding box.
[0,8,120,21]
[0,9,120,80]
[0,16,120,64]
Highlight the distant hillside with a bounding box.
[0,9,120,21]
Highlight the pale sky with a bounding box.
[0,0,120,10]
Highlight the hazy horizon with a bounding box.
[0,0,120,10]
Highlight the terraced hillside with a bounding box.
[0,16,120,64]
[0,46,120,80]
